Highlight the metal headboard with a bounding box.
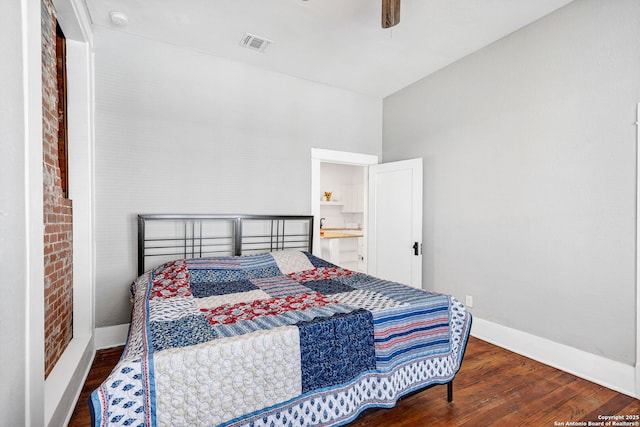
[137,214,314,275]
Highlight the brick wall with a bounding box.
[42,0,73,379]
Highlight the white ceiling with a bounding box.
[83,0,574,98]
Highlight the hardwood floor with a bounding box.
[69,336,639,426]
[68,346,124,427]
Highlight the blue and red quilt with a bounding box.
[91,250,471,427]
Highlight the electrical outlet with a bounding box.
[465,295,473,308]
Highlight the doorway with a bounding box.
[318,162,367,272]
[311,148,424,289]
[310,149,378,271]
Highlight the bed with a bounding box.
[91,214,472,427]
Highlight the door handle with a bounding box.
[413,242,419,256]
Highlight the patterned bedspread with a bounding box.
[91,251,471,427]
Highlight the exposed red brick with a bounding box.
[42,0,73,379]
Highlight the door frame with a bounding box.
[45,1,96,425]
[310,148,378,259]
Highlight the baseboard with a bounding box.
[95,323,130,349]
[44,325,130,426]
[636,363,640,398]
[45,334,95,427]
[471,317,637,398]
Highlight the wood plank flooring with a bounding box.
[68,336,639,426]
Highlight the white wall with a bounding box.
[0,0,45,424]
[93,26,382,327]
[383,0,640,367]
[319,162,365,228]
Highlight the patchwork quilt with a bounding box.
[91,251,471,427]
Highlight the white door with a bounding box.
[368,158,423,288]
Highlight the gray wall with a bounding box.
[93,27,383,327]
[383,0,640,365]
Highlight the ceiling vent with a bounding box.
[240,33,273,52]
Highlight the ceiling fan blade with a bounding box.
[382,0,400,28]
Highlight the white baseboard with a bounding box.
[44,326,129,427]
[45,334,94,427]
[95,323,130,349]
[637,363,640,400]
[471,317,637,398]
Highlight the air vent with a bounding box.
[240,33,273,52]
